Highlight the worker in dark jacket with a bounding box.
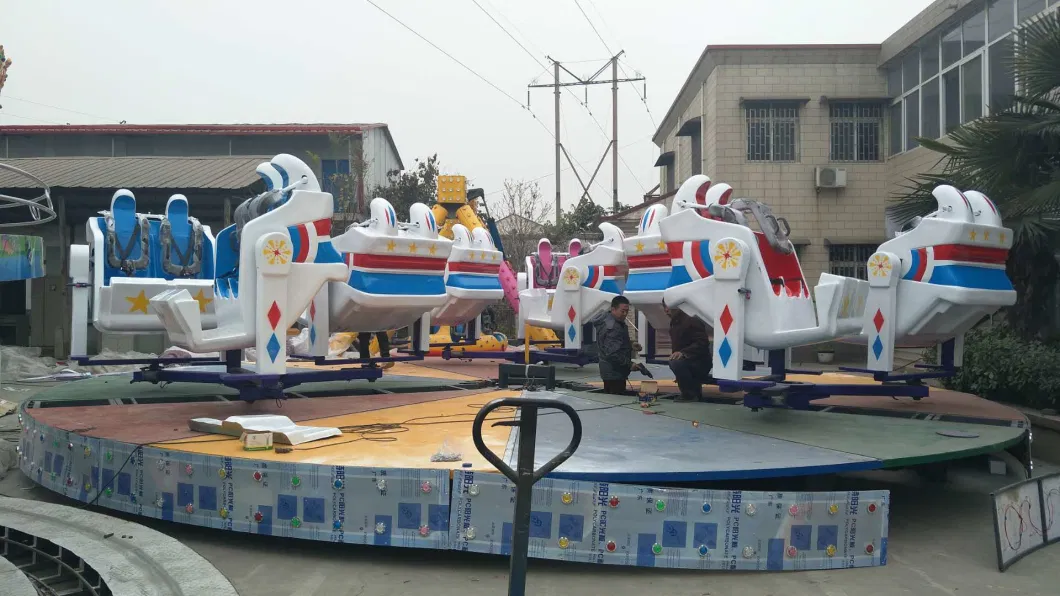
[665,302,713,402]
[592,296,638,394]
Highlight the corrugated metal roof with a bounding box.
[0,123,386,136]
[0,156,270,190]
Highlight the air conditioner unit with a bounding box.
[815,167,847,189]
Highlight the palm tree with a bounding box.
[890,11,1060,340]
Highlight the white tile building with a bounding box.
[631,0,1056,285]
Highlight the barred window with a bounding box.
[746,103,799,162]
[828,244,877,280]
[829,103,883,161]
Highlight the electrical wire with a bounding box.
[2,95,122,123]
[572,0,613,55]
[364,0,554,139]
[572,0,658,130]
[470,0,614,200]
[483,132,655,196]
[471,0,645,197]
[0,112,63,124]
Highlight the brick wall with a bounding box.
[705,58,891,283]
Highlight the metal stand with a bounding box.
[132,349,385,402]
[472,398,582,596]
[721,341,957,411]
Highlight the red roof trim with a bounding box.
[0,123,387,136]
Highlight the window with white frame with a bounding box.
[828,244,877,281]
[829,103,884,162]
[745,103,799,162]
[884,0,1056,155]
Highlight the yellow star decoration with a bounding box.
[386,240,396,252]
[634,241,645,253]
[481,251,488,261]
[983,230,990,241]
[857,295,865,312]
[468,251,475,260]
[1000,232,1006,244]
[428,243,437,256]
[409,243,418,254]
[262,238,292,265]
[657,240,667,251]
[192,289,213,314]
[969,229,978,241]
[840,294,851,318]
[712,240,741,270]
[126,290,150,314]
[868,253,892,277]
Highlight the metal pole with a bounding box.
[611,55,619,214]
[506,403,538,596]
[554,59,562,221]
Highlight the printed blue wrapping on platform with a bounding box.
[18,417,450,550]
[0,235,44,282]
[19,412,889,572]
[450,470,889,571]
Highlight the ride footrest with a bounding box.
[497,363,556,390]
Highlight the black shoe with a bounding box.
[675,394,698,403]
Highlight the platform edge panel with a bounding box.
[449,470,889,571]
[17,413,451,550]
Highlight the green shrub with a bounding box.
[941,324,1060,409]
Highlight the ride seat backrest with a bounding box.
[214,225,240,298]
[104,191,151,281]
[753,232,807,297]
[532,252,560,288]
[160,196,205,278]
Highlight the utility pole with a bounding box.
[529,51,644,220]
[553,60,561,221]
[612,56,619,214]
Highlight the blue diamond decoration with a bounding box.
[333,479,344,490]
[718,338,732,367]
[309,326,317,346]
[701,503,712,514]
[266,334,282,362]
[333,520,342,530]
[698,544,709,557]
[567,325,577,342]
[872,336,884,360]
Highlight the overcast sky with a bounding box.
[2,0,932,219]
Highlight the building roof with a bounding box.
[0,123,388,136]
[652,44,881,146]
[879,0,977,66]
[0,156,270,190]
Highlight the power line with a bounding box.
[0,112,63,124]
[470,0,614,199]
[572,0,613,55]
[364,0,540,124]
[484,133,654,196]
[3,95,121,123]
[471,0,544,71]
[572,1,657,129]
[367,0,617,206]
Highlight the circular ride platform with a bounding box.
[16,358,1030,572]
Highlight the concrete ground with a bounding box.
[1,380,1059,595]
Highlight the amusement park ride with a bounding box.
[62,153,1015,408]
[13,144,1035,576]
[4,38,1042,578]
